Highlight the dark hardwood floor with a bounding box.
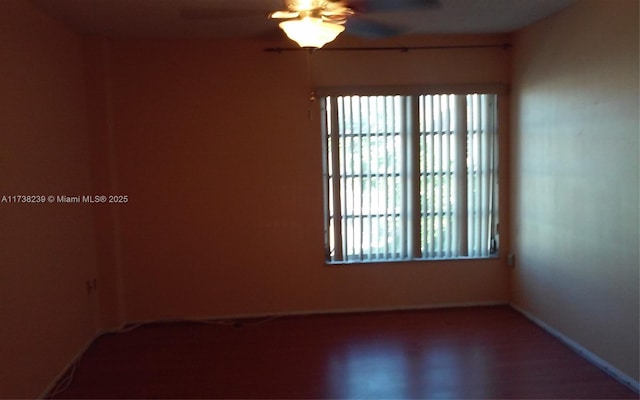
[47,306,638,399]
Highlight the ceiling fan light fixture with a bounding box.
[279,17,345,48]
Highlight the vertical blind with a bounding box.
[322,93,498,263]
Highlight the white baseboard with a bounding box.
[39,334,96,399]
[511,304,640,394]
[122,301,509,327]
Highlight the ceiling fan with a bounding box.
[269,0,441,47]
[269,0,353,47]
[180,0,441,48]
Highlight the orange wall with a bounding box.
[90,33,512,324]
[511,0,639,383]
[83,36,127,331]
[0,1,98,398]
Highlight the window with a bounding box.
[321,91,499,263]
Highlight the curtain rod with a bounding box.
[265,43,511,53]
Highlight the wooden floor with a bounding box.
[47,306,637,399]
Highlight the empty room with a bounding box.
[1,0,638,398]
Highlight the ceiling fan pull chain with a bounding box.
[307,49,316,103]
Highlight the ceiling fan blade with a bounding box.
[354,0,441,13]
[345,17,402,38]
[269,10,300,19]
[323,7,354,16]
[322,15,348,24]
[180,7,269,20]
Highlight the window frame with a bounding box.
[318,84,505,265]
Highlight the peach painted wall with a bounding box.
[0,1,98,398]
[511,0,639,383]
[90,33,512,323]
[83,36,126,331]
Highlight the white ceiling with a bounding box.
[31,0,574,39]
